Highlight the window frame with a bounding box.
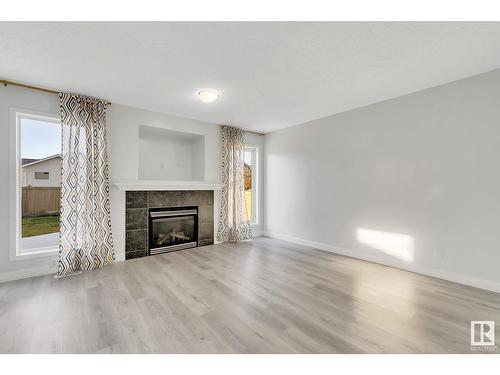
[244,144,259,226]
[9,109,60,260]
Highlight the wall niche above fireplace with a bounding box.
[125,190,214,260]
[138,125,205,181]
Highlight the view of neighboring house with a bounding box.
[20,154,61,248]
[21,154,61,187]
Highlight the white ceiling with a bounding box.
[2,22,500,133]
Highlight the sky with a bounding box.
[21,118,61,159]
[244,149,252,166]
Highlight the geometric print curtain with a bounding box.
[217,125,252,243]
[58,92,115,277]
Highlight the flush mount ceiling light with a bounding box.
[196,89,220,103]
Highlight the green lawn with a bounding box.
[22,215,60,238]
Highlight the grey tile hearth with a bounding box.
[125,190,214,260]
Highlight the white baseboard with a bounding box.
[263,231,500,294]
[0,264,57,283]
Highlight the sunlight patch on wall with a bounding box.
[356,228,414,262]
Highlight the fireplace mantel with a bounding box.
[113,180,222,191]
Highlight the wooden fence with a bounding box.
[22,187,61,217]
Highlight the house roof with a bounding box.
[21,158,39,166]
[21,154,61,168]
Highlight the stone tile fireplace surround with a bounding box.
[125,190,214,260]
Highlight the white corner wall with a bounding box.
[0,85,60,281]
[0,85,223,280]
[106,104,221,261]
[264,69,500,292]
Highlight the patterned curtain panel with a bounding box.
[217,126,253,242]
[58,93,115,277]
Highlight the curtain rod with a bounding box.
[1,78,112,106]
[244,129,265,136]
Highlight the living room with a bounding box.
[1,2,500,373]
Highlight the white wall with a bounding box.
[138,126,205,181]
[107,104,221,261]
[192,137,205,181]
[0,85,223,280]
[265,69,500,292]
[0,83,268,282]
[0,85,60,281]
[22,157,62,187]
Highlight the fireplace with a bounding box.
[149,206,198,255]
[125,190,214,260]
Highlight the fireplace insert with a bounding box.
[148,206,198,255]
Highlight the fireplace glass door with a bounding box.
[149,207,198,254]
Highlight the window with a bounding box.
[34,171,50,180]
[14,111,61,257]
[244,145,259,224]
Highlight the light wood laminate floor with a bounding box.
[1,237,499,353]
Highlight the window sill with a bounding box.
[13,246,58,261]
